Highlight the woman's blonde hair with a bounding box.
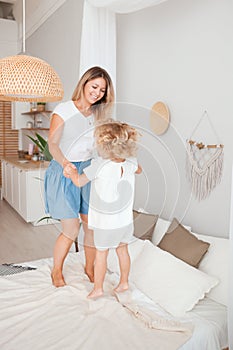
[94,120,139,159]
[72,66,115,122]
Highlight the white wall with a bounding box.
[229,165,233,349]
[0,18,17,58]
[25,0,84,106]
[116,0,233,237]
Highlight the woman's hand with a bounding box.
[62,158,75,168]
[63,163,77,178]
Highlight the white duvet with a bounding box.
[0,253,227,350]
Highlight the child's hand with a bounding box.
[135,164,142,174]
[63,163,77,178]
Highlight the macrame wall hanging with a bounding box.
[186,111,224,201]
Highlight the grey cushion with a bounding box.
[133,210,159,241]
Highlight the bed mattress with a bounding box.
[0,252,228,350]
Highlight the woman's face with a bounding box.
[83,77,106,105]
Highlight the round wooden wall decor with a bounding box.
[150,101,170,135]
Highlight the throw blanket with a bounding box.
[0,255,193,350]
[115,290,193,333]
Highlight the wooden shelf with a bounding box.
[21,111,51,129]
[21,111,52,115]
[21,128,49,130]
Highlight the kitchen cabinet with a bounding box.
[12,164,21,213]
[4,161,13,206]
[1,159,50,225]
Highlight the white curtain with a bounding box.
[79,0,168,86]
[79,0,116,84]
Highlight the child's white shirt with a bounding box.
[84,157,138,230]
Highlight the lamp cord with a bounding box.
[22,0,26,53]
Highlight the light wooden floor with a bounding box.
[0,199,62,264]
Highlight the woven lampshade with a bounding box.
[0,54,64,102]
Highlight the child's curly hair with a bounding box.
[94,120,139,159]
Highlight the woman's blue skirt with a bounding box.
[44,159,91,220]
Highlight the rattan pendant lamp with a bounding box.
[0,0,64,102]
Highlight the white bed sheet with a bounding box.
[130,285,228,350]
[0,252,228,350]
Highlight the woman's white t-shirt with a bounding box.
[84,157,138,230]
[53,100,94,161]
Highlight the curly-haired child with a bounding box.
[63,120,142,298]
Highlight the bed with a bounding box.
[0,216,229,350]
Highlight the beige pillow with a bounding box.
[133,210,158,241]
[158,218,210,267]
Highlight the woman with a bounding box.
[44,66,115,287]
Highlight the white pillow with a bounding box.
[130,240,219,317]
[152,217,191,245]
[107,238,145,274]
[193,233,229,306]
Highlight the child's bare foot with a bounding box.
[85,267,94,283]
[51,268,66,287]
[114,283,129,293]
[87,289,103,299]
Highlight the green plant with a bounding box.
[27,133,52,161]
[36,215,54,224]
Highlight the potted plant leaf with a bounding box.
[37,102,46,112]
[27,133,52,161]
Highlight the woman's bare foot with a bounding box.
[51,268,66,287]
[87,289,103,299]
[114,283,129,293]
[85,267,94,283]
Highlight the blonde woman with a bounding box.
[44,67,115,287]
[64,121,142,298]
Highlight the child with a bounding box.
[63,120,142,298]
